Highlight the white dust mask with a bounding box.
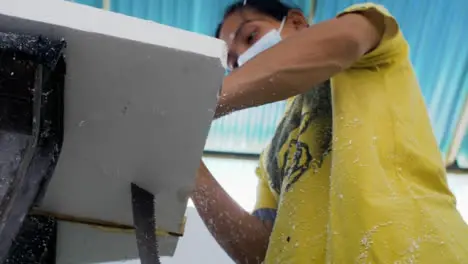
[237,17,286,67]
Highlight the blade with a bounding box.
[130,183,161,264]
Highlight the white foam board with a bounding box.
[55,220,179,263]
[0,0,225,239]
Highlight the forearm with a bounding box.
[192,163,271,263]
[215,13,381,118]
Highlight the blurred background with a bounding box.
[64,0,467,263]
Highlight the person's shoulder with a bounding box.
[338,3,392,18]
[338,3,399,41]
[338,3,409,67]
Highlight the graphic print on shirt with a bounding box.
[265,80,333,194]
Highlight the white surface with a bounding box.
[55,156,260,263]
[56,208,234,264]
[58,157,258,264]
[447,173,468,221]
[186,156,259,211]
[159,207,233,264]
[56,221,179,263]
[0,0,226,249]
[0,0,226,62]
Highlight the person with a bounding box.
[191,0,468,263]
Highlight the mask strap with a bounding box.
[278,17,286,33]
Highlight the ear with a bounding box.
[286,9,309,29]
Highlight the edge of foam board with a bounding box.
[56,220,179,261]
[0,0,227,67]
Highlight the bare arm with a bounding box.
[215,12,385,118]
[191,162,273,264]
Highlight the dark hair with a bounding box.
[215,0,299,38]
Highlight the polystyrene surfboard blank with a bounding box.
[56,221,179,262]
[0,0,225,249]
